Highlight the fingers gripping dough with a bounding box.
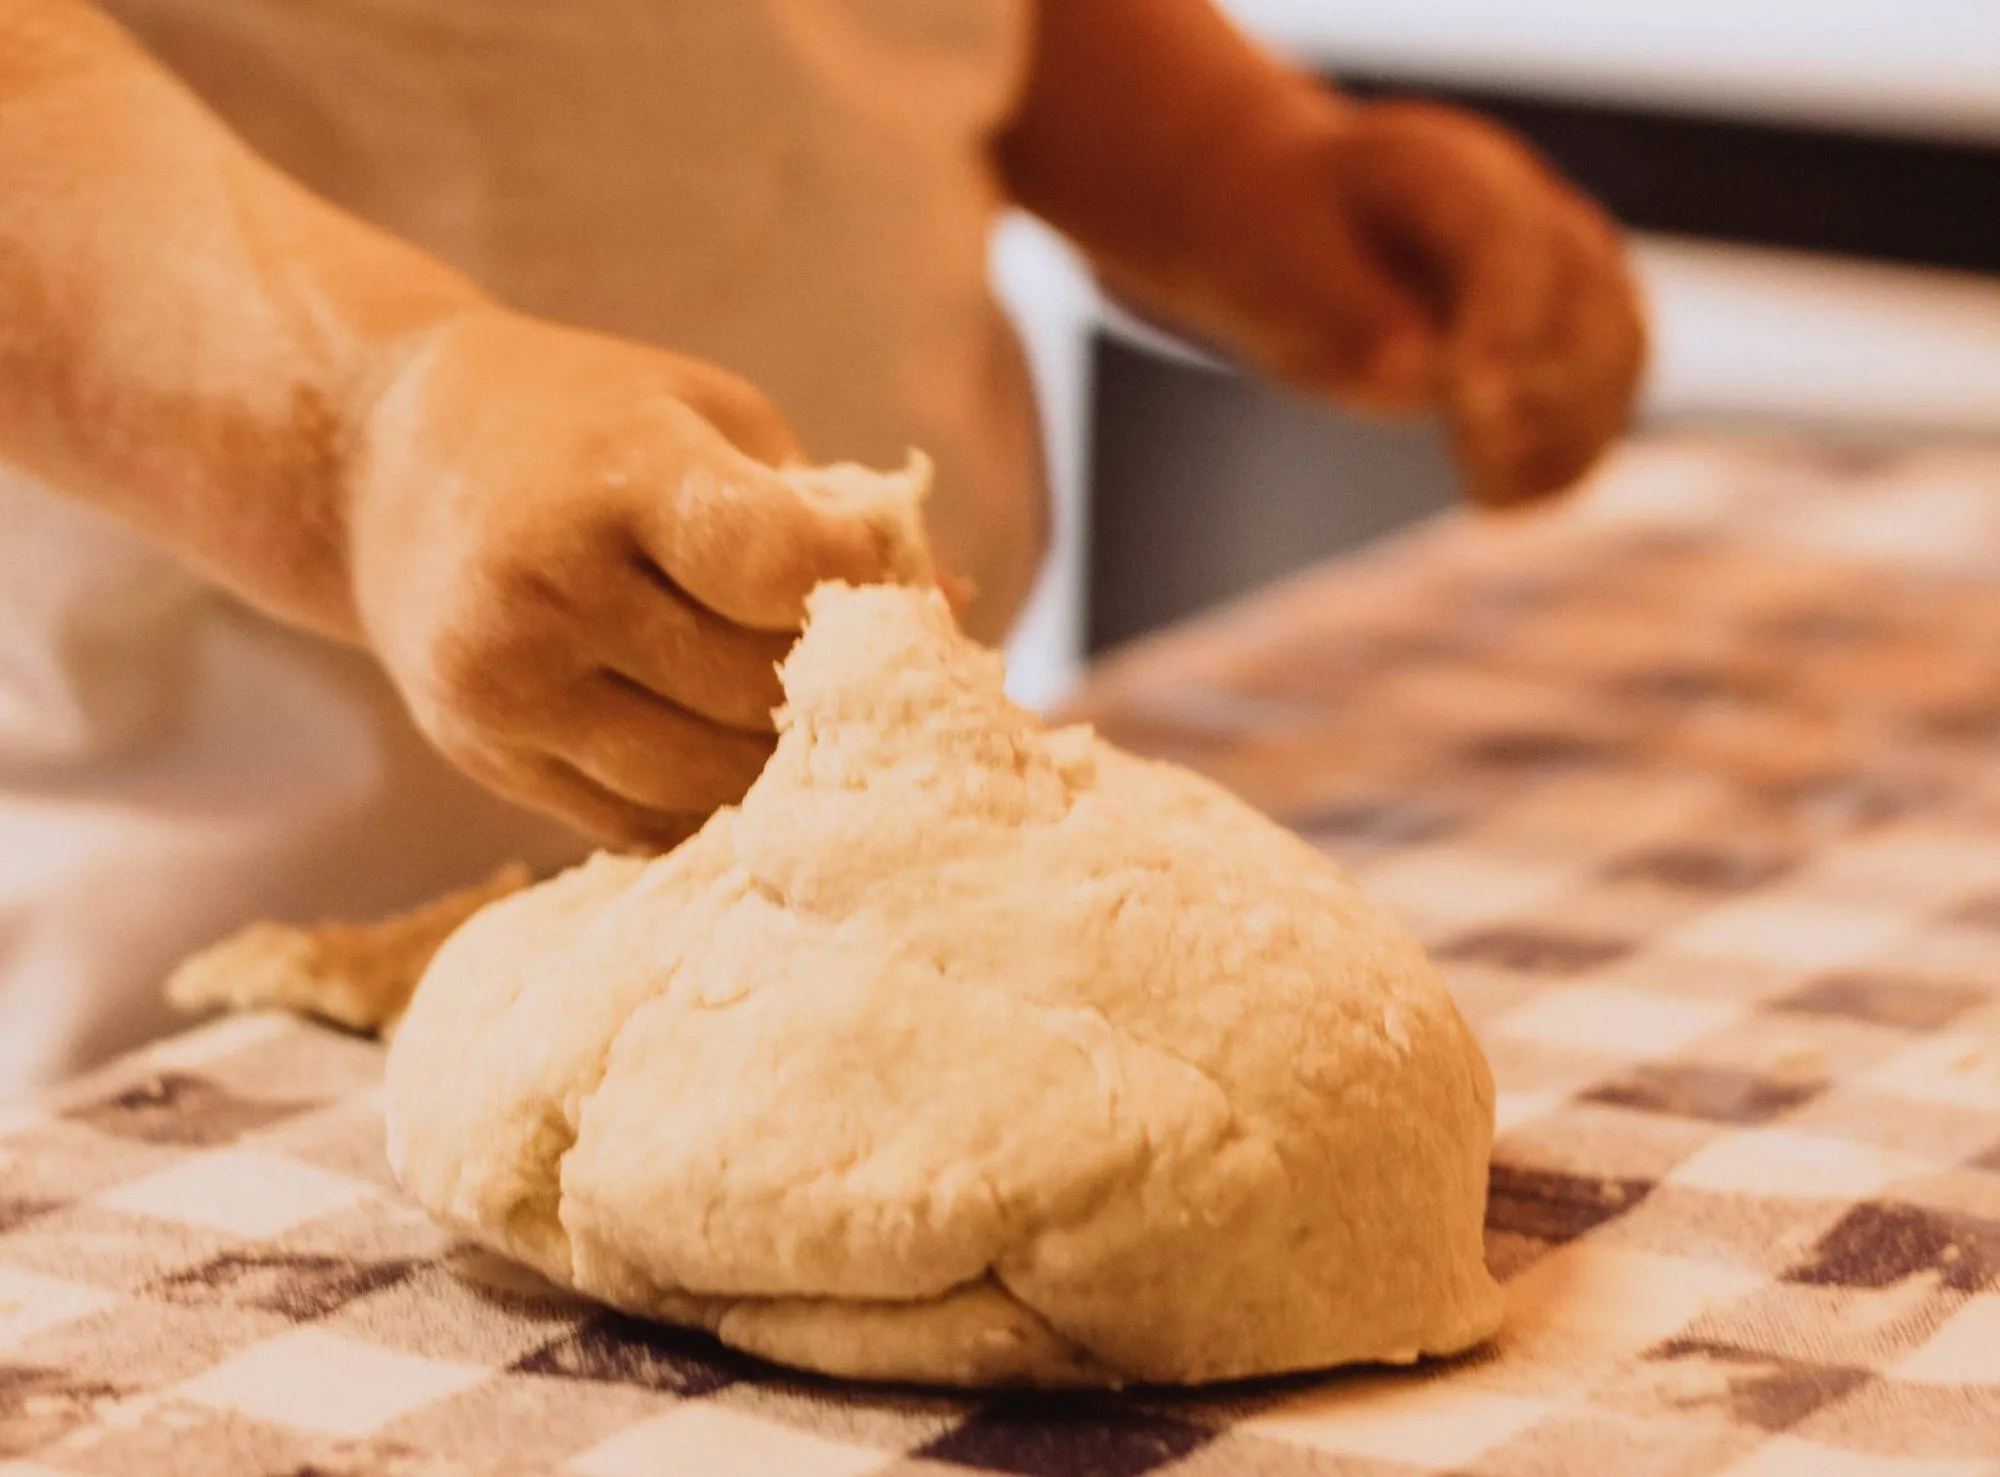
[386,583,1502,1386]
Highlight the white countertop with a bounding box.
[1221,0,2000,144]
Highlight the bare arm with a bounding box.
[995,0,1646,507]
[0,0,486,639]
[0,0,920,847]
[994,0,1340,353]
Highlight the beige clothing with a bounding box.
[107,0,1046,628]
[0,0,1042,1092]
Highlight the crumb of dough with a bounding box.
[166,864,533,1037]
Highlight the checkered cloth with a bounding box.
[6,434,2000,1476]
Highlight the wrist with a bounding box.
[1091,80,1353,372]
[336,299,500,642]
[1197,79,1354,279]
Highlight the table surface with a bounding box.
[7,435,2000,1476]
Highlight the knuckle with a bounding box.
[691,366,779,424]
[421,604,554,733]
[418,712,539,804]
[490,477,633,573]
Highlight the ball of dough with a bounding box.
[386,583,1501,1386]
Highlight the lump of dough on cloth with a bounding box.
[386,582,1502,1387]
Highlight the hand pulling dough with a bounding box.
[385,581,1503,1386]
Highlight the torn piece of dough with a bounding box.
[778,452,941,594]
[386,584,1501,1387]
[166,865,533,1036]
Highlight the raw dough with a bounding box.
[386,583,1502,1386]
[163,458,932,1041]
[166,866,532,1036]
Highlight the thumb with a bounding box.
[666,364,808,469]
[639,426,936,632]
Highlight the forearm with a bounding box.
[994,0,1345,343]
[0,0,487,640]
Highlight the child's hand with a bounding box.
[346,310,919,850]
[994,0,1645,511]
[1259,101,1647,508]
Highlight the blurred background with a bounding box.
[994,0,2000,708]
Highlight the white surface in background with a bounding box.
[1221,0,2000,144]
[1638,237,2000,435]
[991,216,1097,711]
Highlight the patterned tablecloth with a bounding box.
[6,435,2000,1476]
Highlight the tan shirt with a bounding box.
[0,0,1043,1091]
[105,0,1047,628]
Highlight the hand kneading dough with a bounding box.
[386,583,1502,1386]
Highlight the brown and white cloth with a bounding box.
[5,434,2000,1476]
